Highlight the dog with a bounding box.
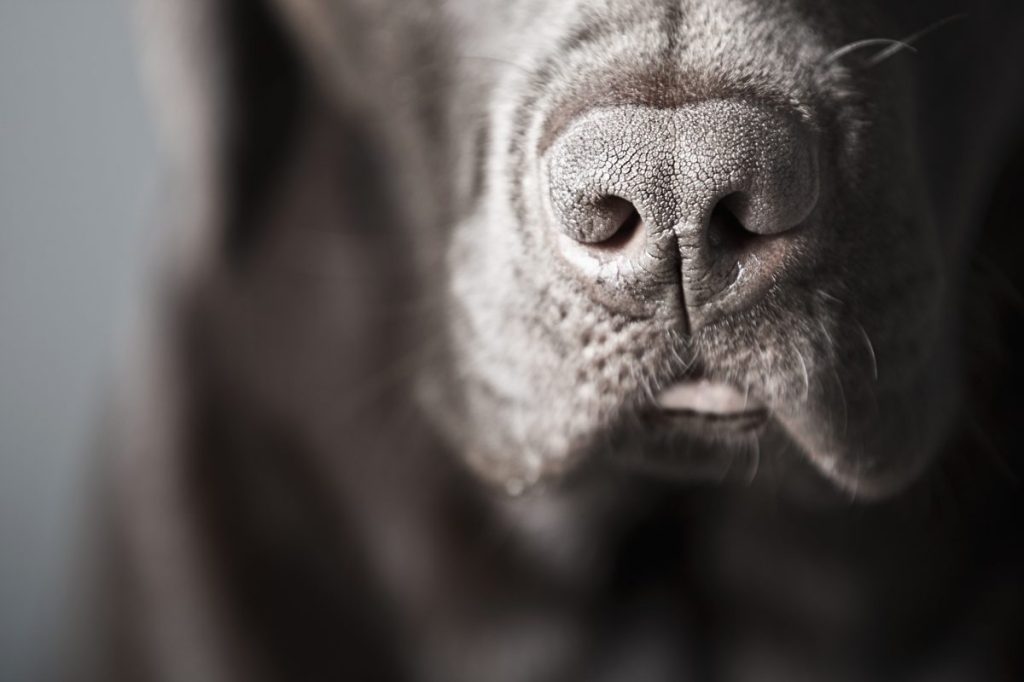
[82,0,1024,679]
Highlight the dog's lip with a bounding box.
[654,379,768,430]
[656,379,763,414]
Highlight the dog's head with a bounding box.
[155,0,1024,499]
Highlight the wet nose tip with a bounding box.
[545,101,818,244]
[542,100,819,317]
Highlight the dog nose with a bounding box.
[543,100,819,328]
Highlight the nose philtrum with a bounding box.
[544,101,819,327]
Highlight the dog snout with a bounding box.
[543,100,819,328]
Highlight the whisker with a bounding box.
[824,38,917,66]
[823,13,968,68]
[666,329,696,375]
[635,365,660,405]
[745,433,761,486]
[795,344,811,404]
[814,316,836,354]
[815,317,850,438]
[867,13,968,67]
[855,319,879,382]
[816,288,845,308]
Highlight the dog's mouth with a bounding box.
[654,379,769,433]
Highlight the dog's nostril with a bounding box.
[578,196,644,252]
[706,194,759,254]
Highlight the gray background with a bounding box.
[0,1,159,679]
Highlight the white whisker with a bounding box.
[867,14,968,67]
[824,13,967,68]
[795,345,811,404]
[855,320,879,382]
[825,38,916,66]
[745,434,761,485]
[816,288,845,308]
